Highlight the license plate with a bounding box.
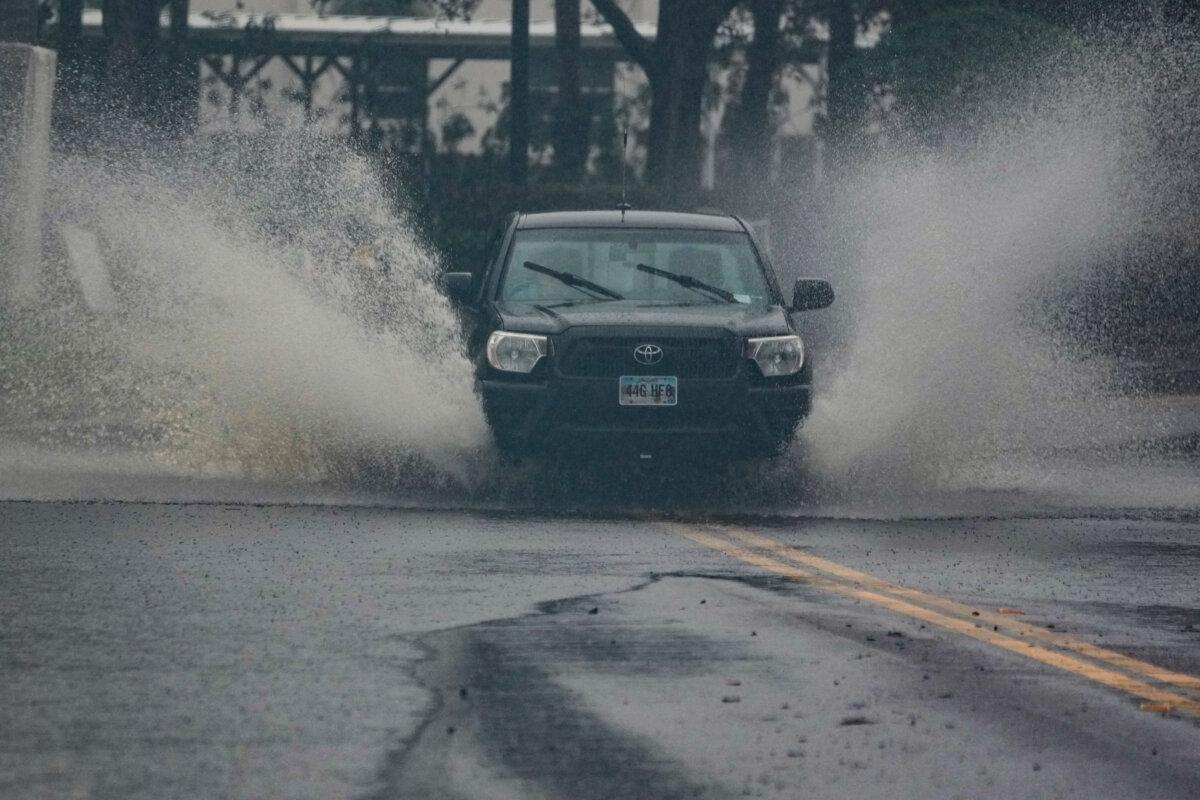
[619,375,678,406]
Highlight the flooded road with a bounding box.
[3,493,1199,799]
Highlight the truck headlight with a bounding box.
[486,331,548,373]
[745,335,804,377]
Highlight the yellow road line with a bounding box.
[718,526,1200,694]
[663,522,1200,717]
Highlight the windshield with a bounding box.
[498,228,773,305]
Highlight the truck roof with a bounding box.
[516,210,744,232]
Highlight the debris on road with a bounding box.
[840,716,876,726]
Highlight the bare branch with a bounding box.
[588,0,656,74]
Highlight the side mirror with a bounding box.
[441,271,474,303]
[792,278,834,311]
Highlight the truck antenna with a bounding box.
[617,64,632,222]
[618,127,631,222]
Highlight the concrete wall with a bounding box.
[0,43,56,306]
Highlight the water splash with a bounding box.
[1,124,488,487]
[794,32,1197,503]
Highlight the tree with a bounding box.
[590,0,741,192]
[821,0,864,168]
[440,111,476,153]
[510,0,530,183]
[787,0,889,173]
[723,0,785,203]
[722,0,890,187]
[89,0,193,132]
[552,0,589,180]
[865,3,1078,148]
[102,0,164,122]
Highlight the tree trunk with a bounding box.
[57,0,84,71]
[589,0,736,194]
[726,0,783,206]
[552,0,588,180]
[52,0,85,146]
[823,0,860,173]
[646,1,718,194]
[508,0,528,185]
[164,0,197,134]
[103,0,163,124]
[509,0,530,185]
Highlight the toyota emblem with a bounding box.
[633,344,664,365]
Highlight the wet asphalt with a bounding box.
[2,499,1199,800]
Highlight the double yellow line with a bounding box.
[663,521,1200,718]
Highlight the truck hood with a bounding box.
[491,301,793,337]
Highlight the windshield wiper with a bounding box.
[522,261,624,301]
[634,263,735,303]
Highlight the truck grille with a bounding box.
[556,332,739,379]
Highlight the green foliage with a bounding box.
[867,2,1083,146]
[439,112,476,153]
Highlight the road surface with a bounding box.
[3,494,1199,799]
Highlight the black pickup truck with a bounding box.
[442,210,833,459]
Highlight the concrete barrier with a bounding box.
[0,42,56,306]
